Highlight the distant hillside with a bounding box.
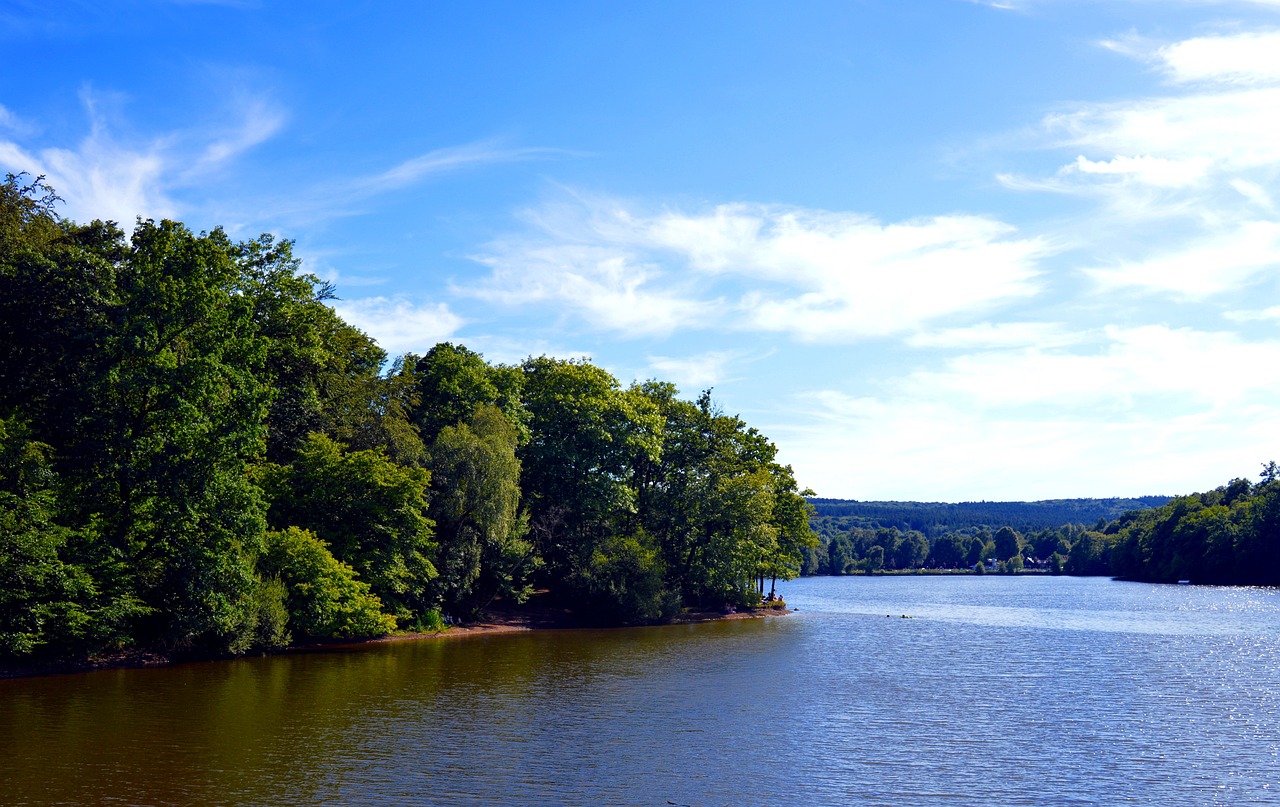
[808,496,1171,538]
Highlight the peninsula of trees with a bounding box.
[0,175,816,663]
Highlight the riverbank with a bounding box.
[341,600,791,648]
[0,602,791,680]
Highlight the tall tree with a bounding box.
[409,342,526,448]
[426,404,534,610]
[518,356,661,594]
[73,219,273,651]
[993,526,1022,563]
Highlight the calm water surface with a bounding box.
[3,576,1279,805]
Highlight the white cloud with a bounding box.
[1018,30,1280,215]
[1225,304,1280,321]
[0,89,283,227]
[906,322,1082,349]
[465,198,1050,342]
[1230,178,1276,210]
[1007,26,1280,307]
[328,297,464,357]
[1044,87,1280,180]
[243,139,565,231]
[0,103,35,136]
[645,351,743,390]
[780,398,1280,501]
[0,136,171,227]
[983,0,1280,10]
[185,96,285,180]
[1068,154,1211,188]
[779,325,1280,500]
[467,240,719,337]
[906,325,1280,411]
[1083,220,1280,297]
[357,141,559,193]
[1156,30,1280,86]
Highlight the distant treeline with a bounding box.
[808,497,1171,539]
[806,478,1280,585]
[0,174,815,662]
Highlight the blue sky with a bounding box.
[4,0,1280,502]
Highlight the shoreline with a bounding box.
[0,605,791,681]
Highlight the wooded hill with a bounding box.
[806,480,1280,585]
[808,496,1171,539]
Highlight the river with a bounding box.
[2,575,1278,805]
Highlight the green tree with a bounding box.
[579,528,679,624]
[0,417,140,656]
[800,541,829,575]
[827,535,854,574]
[409,342,526,447]
[928,533,967,569]
[80,220,274,652]
[426,404,535,609]
[1234,477,1280,585]
[1,181,283,654]
[1067,530,1113,575]
[895,531,929,570]
[964,539,985,568]
[260,433,436,624]
[862,544,885,574]
[993,526,1022,563]
[259,526,396,639]
[518,357,661,598]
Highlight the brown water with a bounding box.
[3,576,1279,805]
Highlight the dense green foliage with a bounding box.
[0,175,816,661]
[805,475,1280,586]
[808,496,1170,539]
[1109,471,1280,585]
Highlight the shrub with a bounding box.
[260,527,396,639]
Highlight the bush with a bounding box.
[579,530,681,624]
[409,608,447,633]
[226,575,291,655]
[260,527,396,639]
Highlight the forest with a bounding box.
[0,174,816,662]
[804,474,1280,584]
[808,496,1171,539]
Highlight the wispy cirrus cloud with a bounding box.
[1225,304,1280,321]
[978,0,1280,10]
[1000,29,1280,202]
[0,88,284,227]
[462,195,1051,342]
[355,141,565,194]
[0,103,36,137]
[0,88,559,238]
[995,27,1280,301]
[249,139,568,230]
[904,325,1280,411]
[1036,86,1280,190]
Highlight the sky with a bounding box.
[3,0,1280,502]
